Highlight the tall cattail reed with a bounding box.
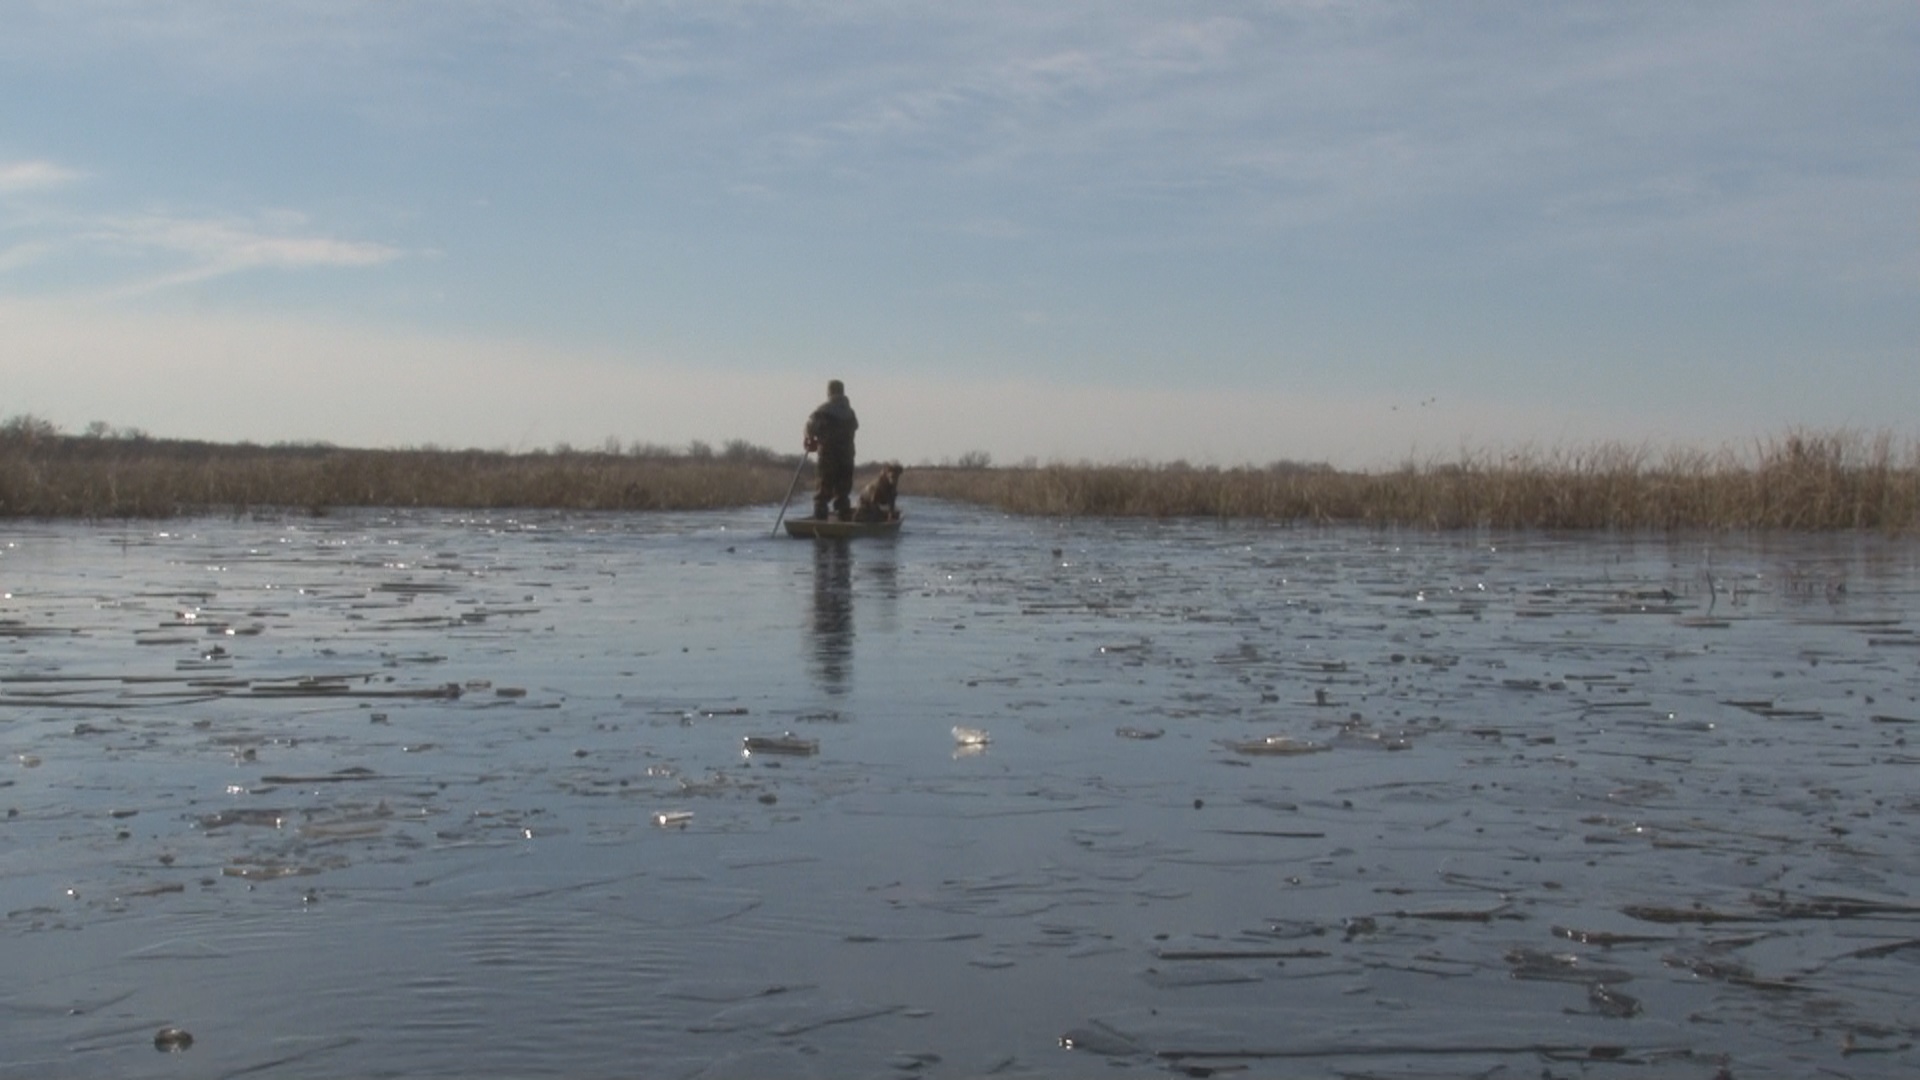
[907,429,1920,532]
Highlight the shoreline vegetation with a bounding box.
[2,415,1916,531]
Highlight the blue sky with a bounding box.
[3,1,1914,468]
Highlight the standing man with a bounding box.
[804,379,859,521]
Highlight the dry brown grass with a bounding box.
[5,419,1916,531]
[0,424,796,517]
[907,429,1920,532]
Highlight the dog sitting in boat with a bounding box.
[852,462,903,523]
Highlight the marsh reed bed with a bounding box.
[3,418,1916,530]
[0,423,796,518]
[908,431,1920,531]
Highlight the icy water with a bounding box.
[3,502,1918,1079]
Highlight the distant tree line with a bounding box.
[0,415,799,467]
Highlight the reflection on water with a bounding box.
[803,536,903,696]
[1,504,1918,1079]
[809,539,854,695]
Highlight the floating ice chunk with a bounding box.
[951,726,991,746]
[742,733,818,756]
[1221,735,1330,756]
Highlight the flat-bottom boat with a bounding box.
[782,516,903,539]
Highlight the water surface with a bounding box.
[3,502,1918,1077]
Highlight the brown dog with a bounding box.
[853,462,903,522]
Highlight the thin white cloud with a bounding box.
[89,213,403,271]
[2,147,406,295]
[0,241,58,273]
[1126,15,1251,74]
[18,207,411,298]
[0,160,87,194]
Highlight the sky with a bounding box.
[2,1,1915,469]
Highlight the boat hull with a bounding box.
[782,516,903,539]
